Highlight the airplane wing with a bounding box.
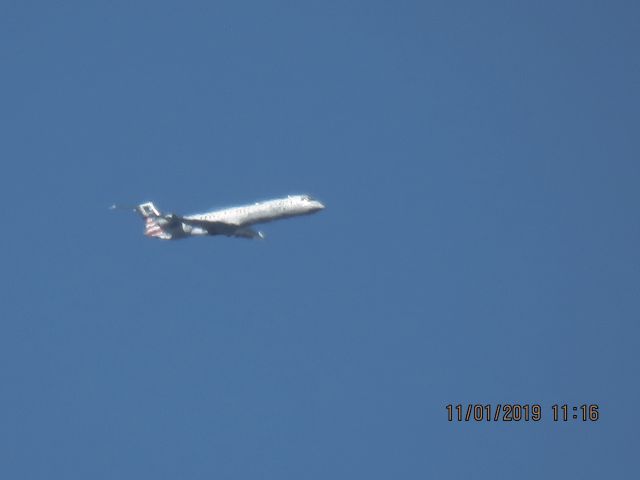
[178,216,264,239]
[230,226,265,239]
[178,216,238,235]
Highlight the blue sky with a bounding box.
[1,1,638,478]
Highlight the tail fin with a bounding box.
[111,202,171,240]
[136,202,161,218]
[137,202,172,239]
[144,216,171,239]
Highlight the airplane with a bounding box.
[111,194,325,240]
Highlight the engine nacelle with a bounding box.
[155,213,178,227]
[182,224,208,236]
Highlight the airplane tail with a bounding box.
[136,202,173,239]
[110,202,171,239]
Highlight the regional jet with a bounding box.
[111,195,325,240]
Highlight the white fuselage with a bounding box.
[185,195,325,227]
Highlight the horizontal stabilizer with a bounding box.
[136,202,161,218]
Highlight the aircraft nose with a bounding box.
[313,200,325,211]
